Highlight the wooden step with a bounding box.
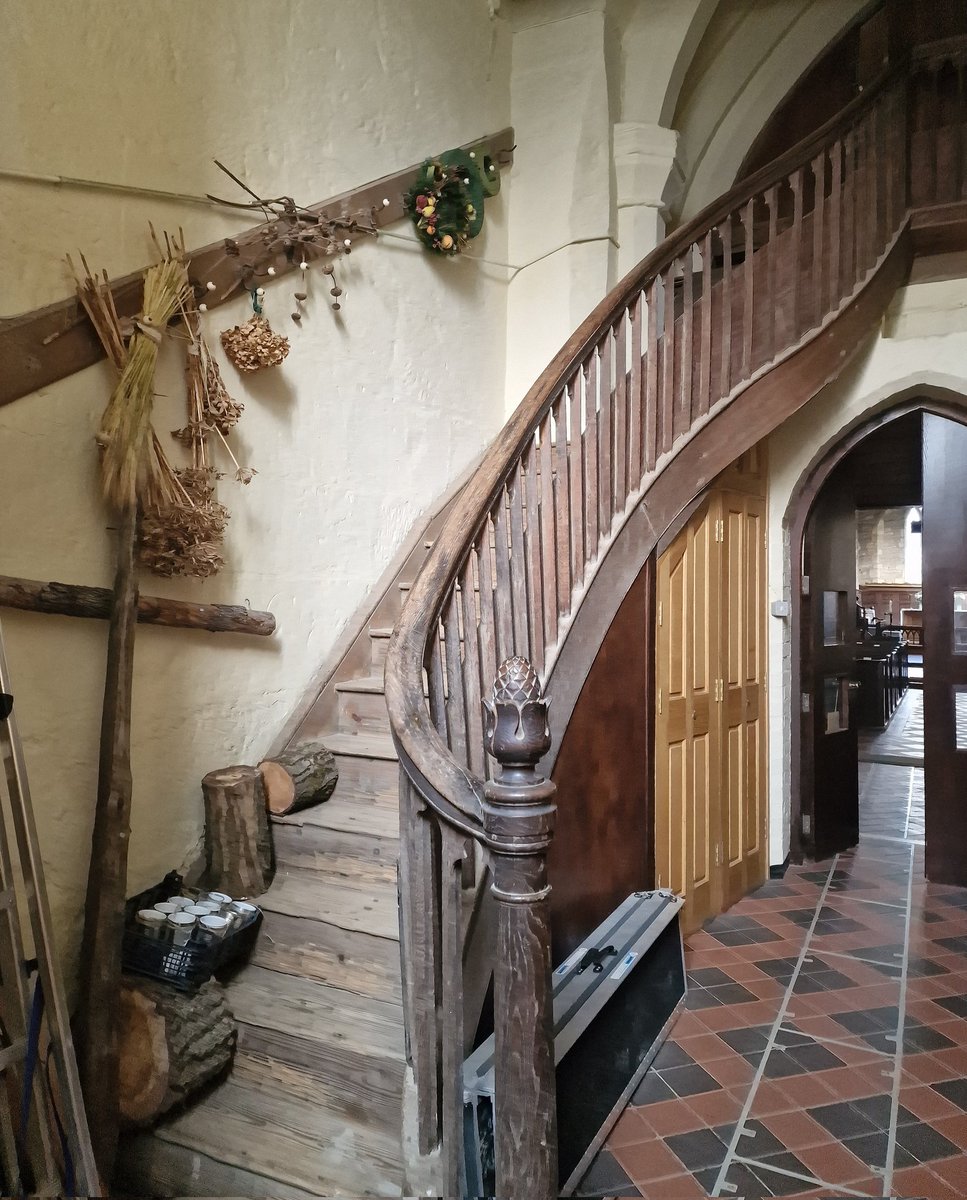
[325,730,397,760]
[335,675,391,736]
[251,911,402,1004]
[259,864,399,940]
[272,822,397,882]
[151,1076,403,1198]
[273,787,398,838]
[370,625,392,670]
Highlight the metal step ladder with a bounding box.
[0,618,100,1196]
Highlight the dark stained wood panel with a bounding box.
[548,564,653,963]
[848,410,923,508]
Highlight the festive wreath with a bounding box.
[405,150,487,256]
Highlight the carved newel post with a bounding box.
[483,657,558,1200]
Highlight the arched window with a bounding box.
[905,506,922,585]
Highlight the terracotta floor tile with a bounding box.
[683,1087,746,1128]
[929,1112,967,1151]
[774,1071,839,1108]
[613,1137,687,1184]
[675,1032,735,1064]
[638,1171,708,1199]
[898,1083,965,1123]
[606,1106,652,1149]
[704,1054,756,1089]
[902,1051,962,1084]
[748,1079,797,1116]
[929,1152,967,1193]
[761,1110,832,1151]
[795,1140,869,1186]
[637,1098,704,1138]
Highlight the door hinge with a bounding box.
[801,574,810,596]
[658,600,663,627]
[715,678,724,702]
[715,518,724,543]
[715,842,723,866]
[802,813,812,836]
[657,687,663,715]
[801,691,811,713]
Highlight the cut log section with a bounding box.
[119,977,236,1127]
[258,744,339,817]
[202,765,275,897]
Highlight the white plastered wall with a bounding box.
[0,0,511,978]
[766,276,967,865]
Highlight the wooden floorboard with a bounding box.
[249,911,403,1004]
[274,789,399,838]
[258,864,399,939]
[272,822,398,881]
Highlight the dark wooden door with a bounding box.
[804,462,859,859]
[922,413,967,885]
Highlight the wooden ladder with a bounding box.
[0,618,100,1196]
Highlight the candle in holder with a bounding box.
[167,912,196,946]
[204,892,233,912]
[228,901,259,927]
[153,902,179,917]
[135,909,167,939]
[197,914,231,944]
[184,904,213,919]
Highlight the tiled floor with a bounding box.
[859,690,924,767]
[579,737,967,1198]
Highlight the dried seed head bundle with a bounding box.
[139,465,230,579]
[203,345,244,433]
[220,314,289,372]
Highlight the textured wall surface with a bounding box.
[0,0,511,977]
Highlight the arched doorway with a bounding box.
[786,395,967,882]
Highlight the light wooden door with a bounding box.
[655,502,718,932]
[655,486,768,934]
[719,490,769,909]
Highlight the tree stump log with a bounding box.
[202,765,274,897]
[258,744,338,816]
[119,977,236,1127]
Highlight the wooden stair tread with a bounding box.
[334,674,386,694]
[251,911,403,1004]
[272,823,398,883]
[325,731,398,760]
[273,789,399,837]
[259,864,400,939]
[153,1078,403,1197]
[226,966,404,1060]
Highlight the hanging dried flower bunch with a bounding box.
[70,229,255,580]
[220,311,289,372]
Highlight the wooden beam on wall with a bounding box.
[0,129,515,408]
[0,572,276,636]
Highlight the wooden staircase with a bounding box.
[116,529,452,1198]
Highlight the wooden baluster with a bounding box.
[597,333,613,537]
[508,463,530,664]
[477,513,499,717]
[958,64,967,201]
[680,253,694,435]
[399,774,441,1154]
[789,167,804,339]
[428,623,449,740]
[661,266,676,454]
[583,349,599,556]
[828,139,842,313]
[840,131,854,295]
[764,185,779,362]
[440,824,469,1199]
[443,592,468,767]
[811,150,826,328]
[628,296,643,489]
[645,278,660,468]
[493,491,514,665]
[698,232,713,417]
[741,199,755,377]
[613,318,629,512]
[719,217,733,401]
[460,553,486,778]
[521,444,544,678]
[872,97,886,254]
[538,414,558,649]
[552,396,571,616]
[483,658,558,1200]
[567,372,585,588]
[856,118,870,275]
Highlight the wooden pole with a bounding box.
[482,657,558,1200]
[0,571,275,635]
[75,501,140,1179]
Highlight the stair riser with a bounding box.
[329,752,398,799]
[370,636,389,671]
[337,689,391,736]
[272,822,398,878]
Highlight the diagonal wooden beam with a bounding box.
[0,572,275,636]
[1,128,514,407]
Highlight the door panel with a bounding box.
[656,484,768,932]
[923,414,967,885]
[805,464,859,860]
[656,505,717,932]
[720,491,769,906]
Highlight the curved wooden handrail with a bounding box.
[385,59,905,832]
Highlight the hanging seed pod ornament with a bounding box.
[220,291,289,372]
[405,150,488,257]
